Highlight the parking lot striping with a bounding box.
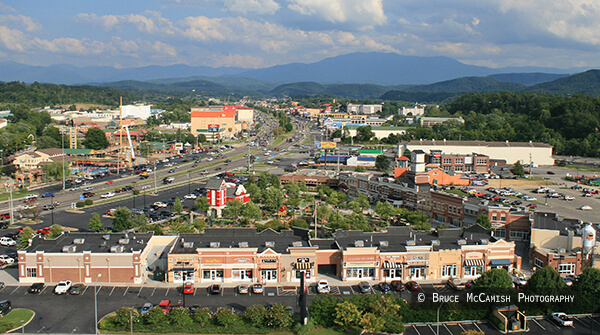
[96,286,102,295]
[109,286,116,296]
[411,325,422,335]
[458,324,466,332]
[40,286,48,294]
[81,286,89,295]
[137,287,143,296]
[472,323,483,332]
[443,324,452,335]
[123,287,129,296]
[589,316,600,327]
[151,287,156,296]
[427,324,436,334]
[574,317,590,328]
[165,288,169,296]
[532,318,545,330]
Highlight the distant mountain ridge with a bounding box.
[0,52,588,86]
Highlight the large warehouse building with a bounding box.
[398,140,554,166]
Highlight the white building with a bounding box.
[398,140,554,166]
[346,126,408,139]
[235,107,254,123]
[399,106,425,116]
[121,105,152,120]
[347,104,382,115]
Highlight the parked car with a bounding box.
[359,281,371,294]
[158,299,171,314]
[238,285,249,294]
[580,205,593,211]
[140,303,153,316]
[0,255,14,265]
[184,194,197,200]
[69,284,83,295]
[379,282,391,293]
[0,300,11,316]
[546,171,556,175]
[183,282,194,295]
[390,280,405,291]
[406,281,420,291]
[100,192,115,198]
[209,284,222,295]
[41,192,54,198]
[153,202,167,208]
[252,283,263,294]
[54,280,72,294]
[0,237,16,247]
[28,283,44,294]
[317,280,330,294]
[551,312,573,326]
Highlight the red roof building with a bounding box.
[205,178,250,217]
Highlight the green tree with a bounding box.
[355,166,367,172]
[257,173,270,189]
[244,305,267,327]
[573,267,600,312]
[375,154,390,170]
[316,203,332,222]
[35,136,58,149]
[143,306,167,325]
[265,303,293,329]
[283,182,300,199]
[328,212,349,230]
[42,161,70,180]
[190,307,211,326]
[82,127,110,150]
[476,213,491,229]
[213,307,240,328]
[192,219,206,232]
[47,224,63,239]
[168,307,192,326]
[132,214,149,230]
[309,295,340,327]
[42,125,62,143]
[222,199,243,220]
[511,160,524,176]
[112,207,133,231]
[525,265,565,294]
[241,201,262,222]
[88,213,103,231]
[173,197,184,215]
[271,174,281,188]
[473,268,513,289]
[355,126,375,142]
[262,187,285,212]
[334,300,362,327]
[360,312,385,333]
[245,183,261,202]
[114,307,140,327]
[194,197,210,213]
[18,227,34,249]
[375,201,397,223]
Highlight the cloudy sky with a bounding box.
[0,0,599,69]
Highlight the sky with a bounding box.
[0,0,599,70]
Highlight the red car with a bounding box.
[547,171,556,175]
[37,228,50,235]
[406,281,420,291]
[183,282,194,295]
[106,180,114,184]
[390,280,405,291]
[527,204,538,210]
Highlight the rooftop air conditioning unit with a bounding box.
[73,238,85,245]
[110,245,125,253]
[379,241,389,247]
[480,239,489,245]
[118,238,130,245]
[183,242,194,248]
[406,240,416,246]
[62,245,76,253]
[354,240,365,247]
[238,242,249,248]
[431,240,441,246]
[210,242,220,248]
[265,241,275,248]
[457,239,467,245]
[292,241,303,247]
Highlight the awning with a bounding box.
[294,262,313,270]
[464,259,484,267]
[489,259,512,266]
[382,261,402,269]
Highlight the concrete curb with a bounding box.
[3,308,35,334]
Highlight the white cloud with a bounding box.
[32,37,94,55]
[225,0,280,14]
[288,0,387,28]
[0,15,41,32]
[0,26,29,52]
[75,11,176,35]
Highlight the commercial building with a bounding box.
[347,104,382,115]
[205,178,250,217]
[399,106,425,116]
[399,140,554,166]
[121,104,152,120]
[191,106,237,140]
[13,148,66,171]
[418,116,465,126]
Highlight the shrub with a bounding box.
[213,307,240,328]
[76,201,85,208]
[191,307,211,326]
[265,303,293,329]
[489,315,505,331]
[85,199,93,206]
[168,307,192,326]
[244,305,267,327]
[143,306,167,325]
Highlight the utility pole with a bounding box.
[117,97,123,176]
[62,131,66,190]
[153,160,157,194]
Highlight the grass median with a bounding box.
[0,308,34,333]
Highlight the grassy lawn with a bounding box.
[302,137,315,145]
[270,135,287,147]
[0,189,36,202]
[308,327,362,335]
[0,308,34,333]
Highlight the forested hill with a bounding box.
[0,81,132,106]
[526,69,600,95]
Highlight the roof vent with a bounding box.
[102,234,111,240]
[210,242,220,248]
[238,241,249,248]
[431,240,441,246]
[557,248,566,253]
[406,240,416,246]
[118,238,130,245]
[73,238,85,245]
[352,240,364,247]
[379,241,389,247]
[265,241,275,248]
[62,245,76,253]
[110,245,125,253]
[457,239,467,245]
[183,242,194,248]
[480,239,489,245]
[292,241,303,247]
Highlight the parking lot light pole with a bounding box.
[94,273,102,335]
[437,301,445,335]
[51,194,54,226]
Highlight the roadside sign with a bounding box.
[79,195,84,201]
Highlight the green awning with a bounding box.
[489,259,512,266]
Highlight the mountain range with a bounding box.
[0,52,587,86]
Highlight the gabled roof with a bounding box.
[205,178,226,190]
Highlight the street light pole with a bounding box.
[51,194,54,226]
[62,131,66,190]
[94,273,102,335]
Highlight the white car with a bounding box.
[580,205,592,211]
[317,280,330,294]
[551,312,573,327]
[153,202,167,208]
[184,194,197,200]
[0,237,16,247]
[0,255,14,264]
[54,280,72,295]
[564,195,575,201]
[207,157,214,161]
[100,192,115,198]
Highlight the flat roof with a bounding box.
[25,232,154,253]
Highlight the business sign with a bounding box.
[333,138,341,143]
[315,141,336,149]
[208,124,220,131]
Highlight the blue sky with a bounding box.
[1,0,599,69]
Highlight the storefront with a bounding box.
[293,260,314,281]
[489,259,512,270]
[381,260,403,279]
[463,254,485,278]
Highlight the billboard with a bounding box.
[315,141,336,149]
[208,124,220,131]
